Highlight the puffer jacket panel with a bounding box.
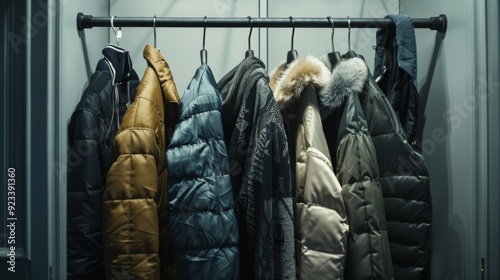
[167,64,239,280]
[103,45,180,280]
[361,78,431,279]
[336,94,393,280]
[104,74,163,280]
[296,87,348,280]
[67,106,109,280]
[270,57,348,279]
[337,135,392,279]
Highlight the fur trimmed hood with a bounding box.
[270,56,331,110]
[270,55,371,118]
[317,56,370,118]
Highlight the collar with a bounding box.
[142,44,180,105]
[102,43,133,84]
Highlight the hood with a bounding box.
[317,56,370,119]
[269,56,331,110]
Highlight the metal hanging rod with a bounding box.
[77,13,448,33]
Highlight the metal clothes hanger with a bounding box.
[200,16,208,65]
[286,16,298,64]
[348,16,351,52]
[245,16,254,58]
[344,16,356,58]
[327,16,341,68]
[330,17,335,52]
[153,15,157,48]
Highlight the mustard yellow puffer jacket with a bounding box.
[103,45,180,280]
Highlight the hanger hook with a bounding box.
[202,16,207,50]
[200,16,208,64]
[111,15,116,34]
[111,15,120,46]
[347,16,351,52]
[289,16,295,50]
[153,15,157,48]
[327,16,335,52]
[247,16,253,50]
[111,16,119,44]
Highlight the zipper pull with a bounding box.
[126,81,131,109]
[114,85,120,128]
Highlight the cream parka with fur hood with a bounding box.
[270,57,349,279]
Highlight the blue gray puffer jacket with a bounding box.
[167,64,239,279]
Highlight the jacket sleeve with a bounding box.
[67,108,106,279]
[337,130,394,280]
[103,126,161,280]
[264,81,296,279]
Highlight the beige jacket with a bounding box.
[271,56,349,279]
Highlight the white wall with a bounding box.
[486,0,500,278]
[267,0,398,72]
[110,0,260,94]
[60,1,110,125]
[401,1,487,279]
[109,0,397,92]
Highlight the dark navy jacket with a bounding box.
[67,44,138,280]
[374,15,420,146]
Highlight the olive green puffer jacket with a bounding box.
[318,56,394,279]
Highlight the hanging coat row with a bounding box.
[68,15,432,279]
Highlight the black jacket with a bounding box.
[67,44,139,280]
[374,15,420,147]
[217,57,296,280]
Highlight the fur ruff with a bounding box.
[270,56,331,109]
[318,57,369,118]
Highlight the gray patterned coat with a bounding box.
[218,56,296,280]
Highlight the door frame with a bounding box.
[486,0,500,279]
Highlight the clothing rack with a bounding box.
[76,13,448,33]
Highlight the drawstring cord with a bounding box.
[126,81,131,109]
[114,83,121,129]
[106,83,121,138]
